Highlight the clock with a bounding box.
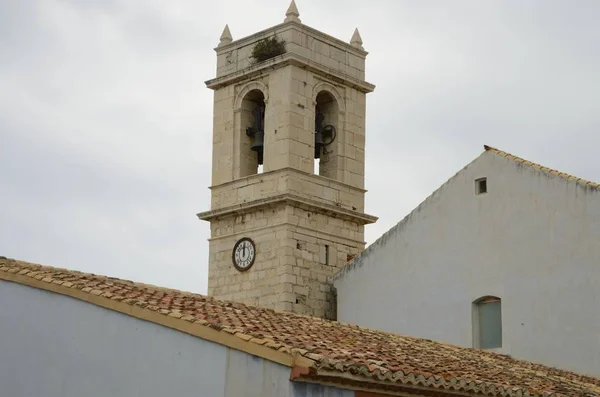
[232,237,256,272]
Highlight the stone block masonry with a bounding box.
[206,200,366,319]
[199,5,376,319]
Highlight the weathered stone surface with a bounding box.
[202,14,375,319]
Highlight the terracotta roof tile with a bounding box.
[1,257,599,397]
[484,145,600,190]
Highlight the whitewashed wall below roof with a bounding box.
[334,151,600,377]
[0,280,353,397]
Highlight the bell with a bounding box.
[251,130,264,165]
[314,131,324,159]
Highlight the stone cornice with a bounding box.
[197,193,378,225]
[208,167,367,194]
[206,222,366,246]
[205,52,375,93]
[214,20,368,58]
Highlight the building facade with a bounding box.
[2,256,598,397]
[197,2,376,319]
[3,2,600,396]
[0,280,313,397]
[334,146,600,377]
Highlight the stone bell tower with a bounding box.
[197,1,376,319]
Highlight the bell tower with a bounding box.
[197,1,377,319]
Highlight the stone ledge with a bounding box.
[208,167,368,193]
[197,193,377,225]
[207,222,366,246]
[206,52,375,93]
[214,20,368,58]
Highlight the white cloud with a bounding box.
[1,0,599,294]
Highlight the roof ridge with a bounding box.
[0,258,454,339]
[0,257,317,369]
[333,152,483,282]
[335,144,599,282]
[484,145,599,190]
[6,258,219,299]
[2,256,599,397]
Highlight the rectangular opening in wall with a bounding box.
[474,297,502,349]
[475,177,487,195]
[325,245,330,265]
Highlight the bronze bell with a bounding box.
[314,131,324,159]
[251,130,264,165]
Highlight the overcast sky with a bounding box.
[1,0,599,294]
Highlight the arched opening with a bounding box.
[473,296,502,349]
[314,91,338,178]
[240,89,265,175]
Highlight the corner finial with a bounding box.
[218,24,233,47]
[350,28,364,50]
[284,0,301,23]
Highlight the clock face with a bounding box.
[232,237,256,271]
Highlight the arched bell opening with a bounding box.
[314,91,338,178]
[241,89,266,175]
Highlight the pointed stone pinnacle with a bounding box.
[284,0,301,23]
[350,28,364,50]
[218,24,232,47]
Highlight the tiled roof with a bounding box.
[484,145,600,190]
[2,257,599,397]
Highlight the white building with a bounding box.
[3,2,600,394]
[334,145,600,377]
[4,255,599,397]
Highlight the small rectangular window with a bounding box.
[475,178,487,195]
[319,244,331,265]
